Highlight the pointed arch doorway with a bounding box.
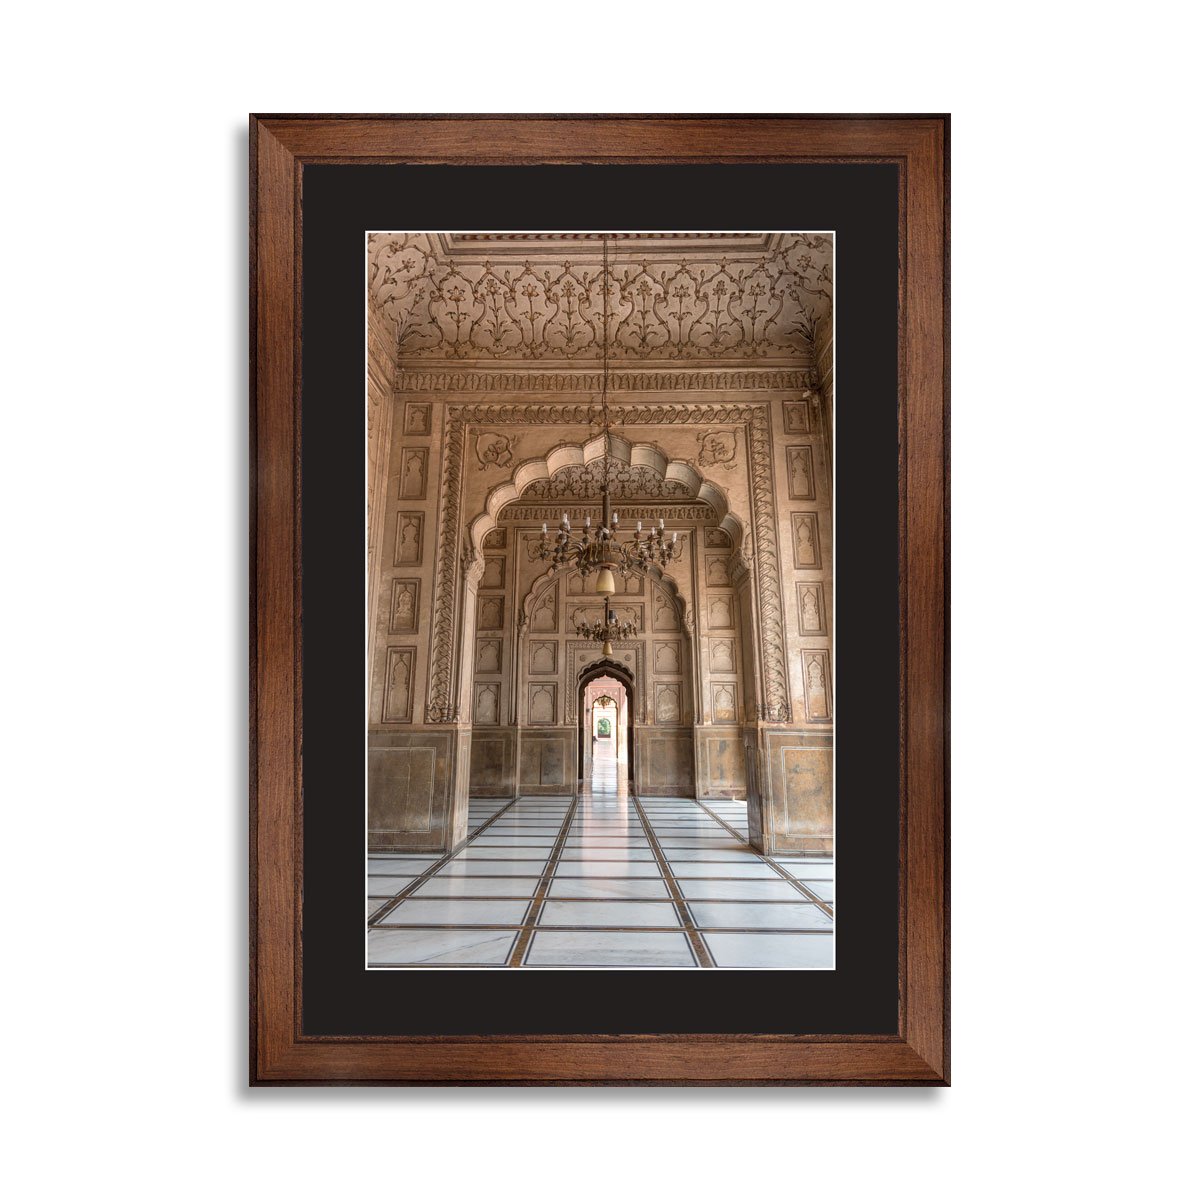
[577,660,635,796]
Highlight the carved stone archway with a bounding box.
[426,402,792,728]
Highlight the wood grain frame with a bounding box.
[250,114,949,1085]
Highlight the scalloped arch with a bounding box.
[467,433,746,553]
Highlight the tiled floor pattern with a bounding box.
[368,759,833,968]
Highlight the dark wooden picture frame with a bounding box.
[250,114,948,1085]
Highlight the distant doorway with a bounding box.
[577,662,635,794]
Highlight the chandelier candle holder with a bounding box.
[535,234,683,595]
[574,599,639,657]
[537,483,681,595]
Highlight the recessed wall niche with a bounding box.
[398,448,427,499]
[392,513,423,566]
[388,579,420,633]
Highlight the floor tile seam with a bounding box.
[505,794,580,966]
[690,795,836,918]
[368,794,523,927]
[630,794,714,969]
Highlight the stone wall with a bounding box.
[368,382,834,855]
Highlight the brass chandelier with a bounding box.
[573,598,640,657]
[536,235,682,595]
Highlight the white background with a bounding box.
[3,3,1196,1197]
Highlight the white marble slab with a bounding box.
[548,877,671,900]
[677,878,803,901]
[558,847,657,861]
[775,860,834,879]
[538,900,681,928]
[376,898,531,926]
[457,846,551,860]
[434,859,547,876]
[702,931,834,969]
[410,875,541,898]
[524,930,696,967]
[368,927,518,965]
[550,860,664,877]
[802,880,835,901]
[662,847,760,861]
[688,901,832,929]
[668,860,782,878]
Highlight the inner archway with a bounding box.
[577,661,634,795]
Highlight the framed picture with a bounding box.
[251,114,948,1085]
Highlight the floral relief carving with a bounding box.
[519,460,693,502]
[476,432,515,469]
[697,430,737,470]
[369,233,831,363]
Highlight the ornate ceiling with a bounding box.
[368,232,831,366]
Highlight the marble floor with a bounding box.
[367,758,833,969]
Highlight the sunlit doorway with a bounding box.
[577,664,634,796]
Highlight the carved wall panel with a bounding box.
[785,446,816,500]
[654,682,682,725]
[706,595,735,630]
[652,585,680,632]
[399,448,428,499]
[404,402,431,436]
[704,528,731,548]
[480,556,506,590]
[477,596,504,631]
[802,650,832,722]
[637,730,695,796]
[529,641,558,675]
[706,554,732,587]
[368,746,435,835]
[653,640,682,676]
[389,579,420,633]
[475,638,502,675]
[782,402,810,434]
[797,582,827,635]
[473,683,500,725]
[769,737,834,853]
[469,729,517,798]
[393,513,424,567]
[530,583,558,632]
[791,511,822,568]
[696,731,746,799]
[708,637,736,674]
[482,527,506,549]
[711,682,738,724]
[381,647,415,723]
[519,731,572,795]
[529,682,557,725]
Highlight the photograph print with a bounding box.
[366,231,834,969]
